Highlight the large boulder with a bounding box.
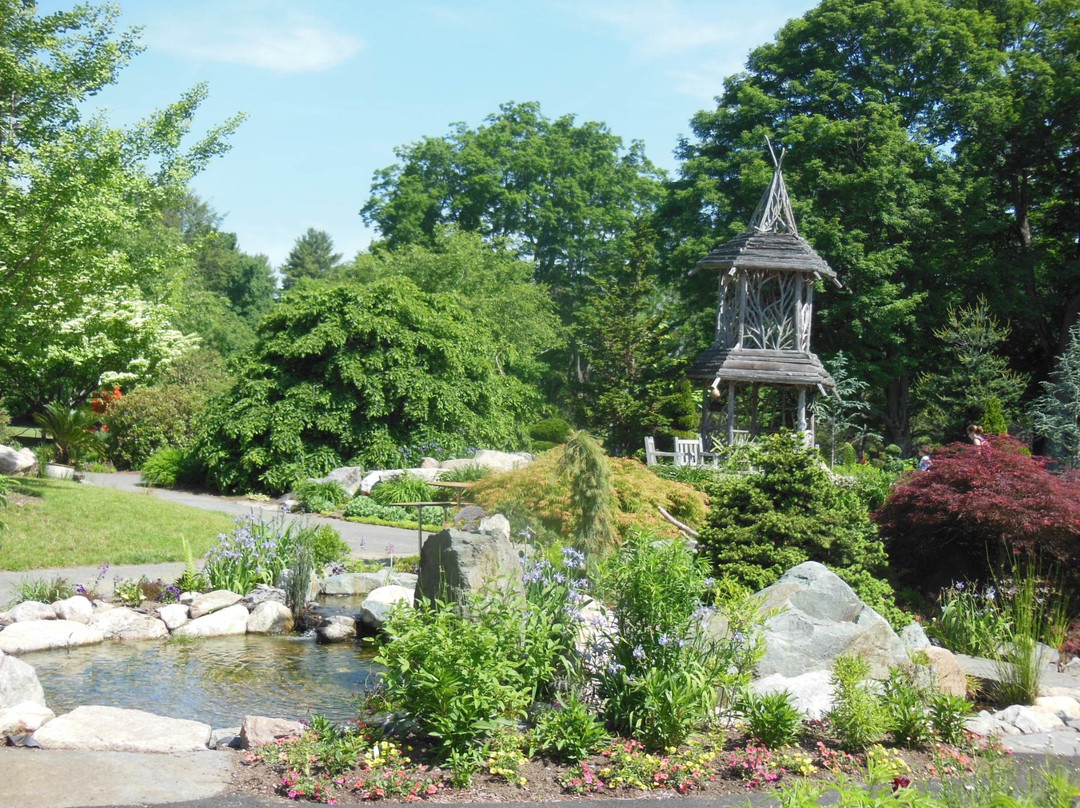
[316,615,358,643]
[0,445,35,475]
[441,450,534,473]
[157,603,190,631]
[0,650,46,708]
[415,528,523,604]
[922,646,968,698]
[751,670,835,719]
[189,590,243,619]
[0,620,104,654]
[246,601,294,635]
[88,607,168,641]
[754,562,908,679]
[33,706,211,752]
[53,596,94,624]
[360,586,413,632]
[239,715,305,749]
[0,701,54,735]
[172,604,249,638]
[321,571,389,597]
[313,466,366,496]
[6,601,57,623]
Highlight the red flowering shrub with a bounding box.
[873,436,1080,594]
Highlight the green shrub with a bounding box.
[743,690,803,749]
[592,530,763,749]
[558,431,615,555]
[192,278,534,495]
[927,581,1010,657]
[832,463,897,511]
[882,663,933,750]
[370,472,437,506]
[373,593,532,759]
[140,447,194,488]
[0,406,9,445]
[929,692,970,746]
[529,417,572,446]
[699,431,904,627]
[308,524,349,567]
[294,480,349,513]
[838,442,857,466]
[104,384,209,470]
[529,691,609,763]
[826,654,887,752]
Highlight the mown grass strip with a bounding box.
[0,478,235,570]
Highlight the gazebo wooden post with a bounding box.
[750,383,760,438]
[727,382,736,444]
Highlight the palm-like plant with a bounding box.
[33,403,103,466]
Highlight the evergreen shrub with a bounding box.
[698,432,902,626]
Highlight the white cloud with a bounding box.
[152,13,362,73]
[568,1,732,58]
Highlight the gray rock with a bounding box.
[53,595,93,623]
[478,514,511,542]
[240,584,287,609]
[7,601,57,622]
[316,615,357,643]
[360,586,413,631]
[0,445,35,475]
[415,528,523,604]
[994,704,1064,734]
[419,457,441,469]
[172,604,249,638]
[0,620,104,654]
[1002,731,1080,756]
[321,571,388,597]
[388,572,418,589]
[452,505,487,531]
[316,466,366,496]
[210,727,242,749]
[246,601,294,635]
[188,590,243,618]
[88,607,168,641]
[0,701,54,735]
[33,706,211,752]
[754,562,908,679]
[158,603,190,631]
[359,467,442,495]
[900,622,931,650]
[751,670,835,719]
[1034,696,1080,721]
[0,651,46,708]
[239,715,306,749]
[444,450,534,472]
[965,711,1005,737]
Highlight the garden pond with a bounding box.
[21,596,382,728]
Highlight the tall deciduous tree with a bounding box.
[660,0,1028,448]
[362,101,664,311]
[0,1,242,411]
[280,227,342,290]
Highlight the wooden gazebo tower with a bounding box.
[687,150,839,449]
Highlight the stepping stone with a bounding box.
[33,705,211,752]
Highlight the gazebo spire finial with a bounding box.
[747,138,798,236]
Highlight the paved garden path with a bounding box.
[0,472,419,604]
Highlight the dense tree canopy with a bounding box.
[0,1,242,412]
[194,277,536,494]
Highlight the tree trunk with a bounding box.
[883,375,910,451]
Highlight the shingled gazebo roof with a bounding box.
[687,347,835,387]
[691,159,837,281]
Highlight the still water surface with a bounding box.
[22,633,381,728]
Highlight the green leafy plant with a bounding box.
[883,663,934,750]
[529,690,609,763]
[827,654,887,752]
[33,403,104,466]
[928,581,1011,657]
[929,692,971,746]
[592,530,763,749]
[307,524,349,568]
[174,537,210,593]
[9,575,74,606]
[140,447,190,488]
[113,576,149,606]
[437,463,491,483]
[294,480,349,514]
[370,472,437,506]
[203,513,303,595]
[743,689,804,749]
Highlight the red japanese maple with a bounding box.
[873,435,1080,593]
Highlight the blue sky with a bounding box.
[42,0,817,267]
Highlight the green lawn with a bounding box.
[0,478,234,570]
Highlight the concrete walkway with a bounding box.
[0,472,420,604]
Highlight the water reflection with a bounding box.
[22,634,381,728]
